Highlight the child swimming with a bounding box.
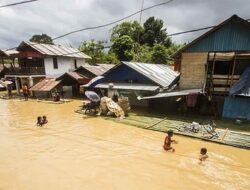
[163,130,176,152]
[36,116,42,126]
[199,147,208,162]
[42,116,48,125]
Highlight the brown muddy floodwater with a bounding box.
[0,99,250,190]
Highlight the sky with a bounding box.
[0,0,250,49]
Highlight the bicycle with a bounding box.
[177,120,219,139]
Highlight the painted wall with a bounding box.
[104,64,155,85]
[44,57,85,77]
[185,21,250,52]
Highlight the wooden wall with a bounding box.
[179,52,208,89]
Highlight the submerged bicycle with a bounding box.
[177,120,219,139]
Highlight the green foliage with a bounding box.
[103,52,120,64]
[110,35,134,61]
[111,21,144,43]
[141,17,172,48]
[151,44,169,64]
[79,40,105,64]
[30,34,54,44]
[79,17,183,64]
[166,43,184,56]
[79,40,119,64]
[132,44,152,63]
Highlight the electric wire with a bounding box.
[52,0,175,40]
[0,0,38,9]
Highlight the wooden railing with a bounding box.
[5,67,45,75]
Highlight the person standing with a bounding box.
[22,84,29,101]
[6,84,12,98]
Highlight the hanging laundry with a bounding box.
[186,93,198,107]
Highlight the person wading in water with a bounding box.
[22,84,29,101]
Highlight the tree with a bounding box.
[151,44,169,64]
[79,40,105,64]
[103,52,120,64]
[111,21,144,43]
[132,44,152,63]
[30,34,54,44]
[166,43,184,57]
[141,17,172,48]
[111,35,134,61]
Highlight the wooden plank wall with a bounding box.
[179,52,208,89]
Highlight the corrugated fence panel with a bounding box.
[186,22,250,52]
[223,97,250,120]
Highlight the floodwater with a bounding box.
[0,99,250,190]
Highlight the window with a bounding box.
[74,59,77,69]
[53,57,58,69]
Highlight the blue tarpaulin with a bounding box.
[230,67,250,96]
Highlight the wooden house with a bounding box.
[88,61,180,107]
[172,15,250,119]
[4,41,91,95]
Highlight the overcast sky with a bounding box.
[0,0,250,49]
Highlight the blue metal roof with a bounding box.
[103,62,180,88]
[173,15,250,57]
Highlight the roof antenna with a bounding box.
[137,0,144,43]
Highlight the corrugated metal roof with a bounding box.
[173,15,250,58]
[67,72,85,80]
[95,82,159,91]
[29,78,61,92]
[139,89,202,100]
[122,62,180,88]
[18,41,91,59]
[0,49,19,57]
[56,72,89,84]
[77,64,115,76]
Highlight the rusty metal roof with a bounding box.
[76,64,115,76]
[56,72,89,84]
[18,41,91,59]
[0,49,19,57]
[122,62,180,88]
[29,78,61,92]
[67,72,85,80]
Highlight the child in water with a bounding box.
[163,130,176,152]
[36,116,42,126]
[42,116,48,125]
[199,147,208,162]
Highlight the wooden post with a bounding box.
[212,53,216,77]
[230,53,237,87]
[203,52,210,94]
[210,52,216,95]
